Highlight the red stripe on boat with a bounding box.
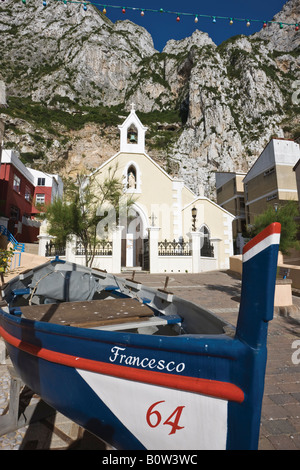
[0,325,244,403]
[243,222,281,255]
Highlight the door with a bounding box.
[121,210,144,268]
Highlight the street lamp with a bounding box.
[192,206,197,231]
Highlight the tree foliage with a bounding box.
[0,247,15,274]
[43,166,133,266]
[249,201,300,254]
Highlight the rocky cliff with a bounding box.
[0,0,299,197]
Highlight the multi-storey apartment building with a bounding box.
[0,149,63,242]
[215,138,300,253]
[215,172,247,240]
[243,138,300,225]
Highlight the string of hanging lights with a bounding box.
[16,0,300,31]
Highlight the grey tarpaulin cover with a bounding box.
[29,268,102,302]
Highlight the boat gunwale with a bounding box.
[1,259,240,360]
[0,305,246,362]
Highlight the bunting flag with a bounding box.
[17,0,299,31]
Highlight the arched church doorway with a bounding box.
[121,208,147,268]
[200,225,214,258]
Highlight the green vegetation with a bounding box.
[19,151,45,165]
[41,167,134,267]
[137,109,180,126]
[2,95,184,171]
[216,35,245,55]
[4,96,126,132]
[248,201,300,255]
[137,109,182,158]
[0,247,15,277]
[4,96,182,133]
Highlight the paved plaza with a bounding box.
[1,269,300,450]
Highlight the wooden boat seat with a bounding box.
[19,298,155,328]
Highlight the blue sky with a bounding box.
[91,0,289,50]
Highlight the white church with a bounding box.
[40,105,235,273]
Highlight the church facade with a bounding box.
[86,106,235,273]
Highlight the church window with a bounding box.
[200,225,209,239]
[200,225,214,257]
[127,165,137,189]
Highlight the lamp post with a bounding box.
[192,206,197,231]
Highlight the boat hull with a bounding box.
[1,309,255,450]
[0,223,281,450]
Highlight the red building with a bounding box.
[0,82,5,166]
[0,150,63,243]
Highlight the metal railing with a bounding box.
[45,241,66,257]
[158,239,191,256]
[201,238,214,258]
[75,240,113,256]
[0,224,25,268]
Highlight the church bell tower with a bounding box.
[118,104,147,154]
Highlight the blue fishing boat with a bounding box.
[0,223,280,450]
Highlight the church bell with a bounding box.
[129,133,137,143]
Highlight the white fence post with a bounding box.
[112,226,124,273]
[189,231,201,273]
[37,234,55,257]
[148,226,160,274]
[65,235,77,263]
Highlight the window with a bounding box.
[36,193,45,204]
[124,161,141,193]
[264,167,275,177]
[200,225,210,239]
[127,165,137,189]
[10,205,19,220]
[266,193,278,202]
[13,174,21,192]
[37,177,46,186]
[25,186,31,201]
[233,178,236,194]
[200,225,214,258]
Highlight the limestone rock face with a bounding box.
[254,0,300,52]
[0,1,156,106]
[0,0,299,197]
